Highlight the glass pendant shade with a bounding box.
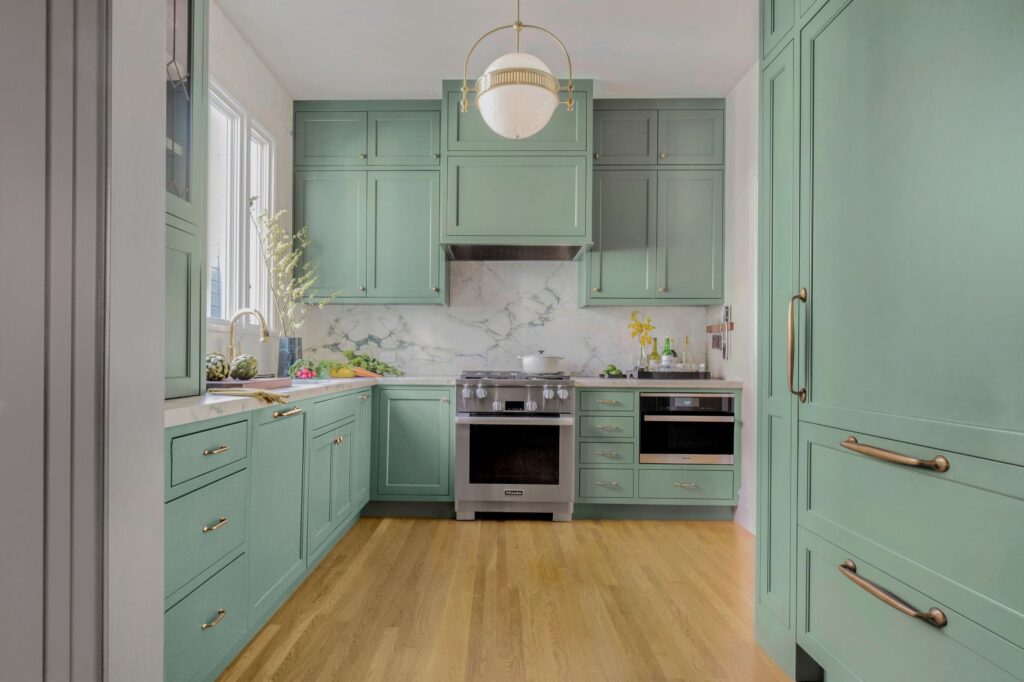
[476,52,559,139]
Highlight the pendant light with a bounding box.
[460,0,575,140]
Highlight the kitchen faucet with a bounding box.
[226,308,270,362]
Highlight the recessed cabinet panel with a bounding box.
[658,110,725,165]
[165,225,202,398]
[294,111,368,166]
[589,170,657,299]
[445,156,587,240]
[375,389,452,498]
[367,171,441,299]
[761,0,795,59]
[294,170,366,298]
[369,111,440,165]
[657,170,723,300]
[447,89,589,151]
[593,110,657,164]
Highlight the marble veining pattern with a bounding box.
[300,262,710,376]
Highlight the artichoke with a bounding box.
[229,353,259,380]
[205,352,230,381]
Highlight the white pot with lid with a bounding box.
[517,351,563,374]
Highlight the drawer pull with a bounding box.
[596,451,621,459]
[839,560,947,628]
[202,444,230,456]
[360,394,369,401]
[840,436,950,473]
[594,480,620,488]
[594,424,622,432]
[202,517,228,533]
[595,399,621,406]
[674,482,700,489]
[334,436,344,445]
[272,406,303,419]
[200,608,227,630]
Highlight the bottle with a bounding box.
[648,337,661,367]
[661,337,676,367]
[680,336,691,370]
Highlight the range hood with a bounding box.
[443,244,585,261]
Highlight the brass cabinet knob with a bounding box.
[360,153,367,159]
[594,153,600,159]
[432,286,440,292]
[359,285,366,291]
[659,152,668,159]
[658,287,667,293]
[433,153,440,159]
[334,436,344,445]
[592,287,600,293]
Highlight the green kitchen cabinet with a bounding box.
[444,156,589,243]
[369,110,440,165]
[656,170,723,300]
[294,111,368,166]
[658,110,725,165]
[165,221,203,398]
[248,403,307,626]
[367,171,442,301]
[587,170,657,299]
[353,391,372,506]
[307,420,355,556]
[593,110,657,165]
[373,388,453,500]
[294,170,367,299]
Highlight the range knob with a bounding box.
[525,399,539,412]
[461,385,472,400]
[475,385,487,399]
[492,400,503,412]
[542,385,555,400]
[556,386,570,400]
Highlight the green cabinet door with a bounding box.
[294,170,367,299]
[761,0,795,59]
[658,110,725,165]
[306,427,339,555]
[375,389,452,498]
[369,111,440,166]
[352,392,372,506]
[446,87,589,152]
[588,170,657,299]
[248,405,306,624]
[294,111,368,166]
[445,156,588,242]
[797,0,1024,461]
[165,223,203,398]
[593,110,657,165]
[367,171,441,300]
[330,420,355,525]
[656,170,723,301]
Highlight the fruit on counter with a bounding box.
[205,352,230,381]
[604,364,624,377]
[228,353,259,380]
[314,359,356,378]
[341,350,404,376]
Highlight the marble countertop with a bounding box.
[166,375,740,428]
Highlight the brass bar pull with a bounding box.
[595,481,620,488]
[840,436,950,473]
[272,406,303,419]
[674,482,699,489]
[203,445,230,456]
[596,451,621,459]
[787,287,808,402]
[202,517,228,533]
[595,399,621,406]
[201,608,227,630]
[594,424,621,431]
[839,560,947,628]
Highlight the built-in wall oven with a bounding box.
[639,393,735,465]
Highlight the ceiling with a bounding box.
[215,0,759,100]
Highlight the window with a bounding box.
[206,80,277,327]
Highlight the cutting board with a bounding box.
[206,376,292,390]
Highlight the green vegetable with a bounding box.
[288,358,316,378]
[339,349,403,376]
[229,354,259,380]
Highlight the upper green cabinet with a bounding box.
[294,104,441,167]
[373,388,453,500]
[368,111,440,165]
[658,110,725,165]
[444,82,590,151]
[593,110,657,164]
[657,170,723,299]
[165,219,203,398]
[294,111,368,166]
[294,170,367,299]
[367,171,441,299]
[761,0,795,59]
[588,170,657,299]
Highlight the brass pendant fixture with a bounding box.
[460,0,575,140]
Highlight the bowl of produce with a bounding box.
[601,364,625,378]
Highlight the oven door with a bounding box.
[455,415,574,502]
[639,414,735,464]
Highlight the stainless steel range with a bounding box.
[454,371,575,521]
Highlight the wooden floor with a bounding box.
[221,518,790,682]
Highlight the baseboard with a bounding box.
[361,500,456,518]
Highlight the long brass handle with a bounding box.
[272,406,303,419]
[840,436,950,473]
[596,451,621,458]
[787,287,808,402]
[595,399,621,406]
[201,608,227,630]
[594,425,621,431]
[674,482,699,489]
[203,445,230,456]
[202,517,228,533]
[839,560,947,628]
[595,481,620,488]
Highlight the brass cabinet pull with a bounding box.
[595,480,620,488]
[360,153,367,159]
[359,394,369,401]
[840,436,950,473]
[202,444,230,456]
[596,451,621,458]
[201,608,227,630]
[432,286,440,292]
[787,287,808,402]
[594,153,600,159]
[594,424,621,431]
[595,399,621,406]
[334,436,344,445]
[658,287,667,293]
[592,287,601,293]
[432,153,440,159]
[839,560,947,628]
[659,152,668,159]
[359,285,367,291]
[202,517,228,533]
[674,482,699,489]
[272,406,303,419]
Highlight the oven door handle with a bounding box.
[455,416,575,427]
[642,415,734,423]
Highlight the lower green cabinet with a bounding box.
[353,392,372,506]
[248,404,307,625]
[307,419,356,556]
[373,387,453,499]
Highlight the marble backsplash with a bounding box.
[299,261,710,376]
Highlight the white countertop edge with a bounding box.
[165,375,741,428]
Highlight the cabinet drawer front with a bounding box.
[579,441,636,465]
[165,470,248,597]
[447,89,589,151]
[165,554,248,682]
[170,419,248,487]
[445,156,588,239]
[313,392,359,432]
[798,530,1023,682]
[578,468,635,498]
[638,469,733,500]
[294,111,368,165]
[580,390,635,412]
[579,415,635,439]
[799,423,1024,649]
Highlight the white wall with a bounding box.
[709,62,759,533]
[206,0,294,370]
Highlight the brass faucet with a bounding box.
[226,308,270,363]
